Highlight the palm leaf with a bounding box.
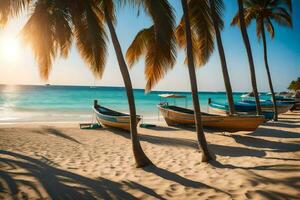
[126,0,176,92]
[232,0,293,39]
[72,0,108,78]
[21,0,71,80]
[176,0,221,67]
[0,0,31,27]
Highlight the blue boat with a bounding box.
[208,99,273,120]
[242,100,293,114]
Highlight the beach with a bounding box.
[1,111,299,199]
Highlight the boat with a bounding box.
[93,100,141,131]
[157,103,265,132]
[208,99,275,119]
[242,100,294,114]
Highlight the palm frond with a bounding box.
[265,17,275,38]
[72,0,108,78]
[21,0,72,80]
[256,16,263,39]
[230,7,257,27]
[0,0,31,27]
[126,27,152,68]
[234,0,293,40]
[126,0,176,92]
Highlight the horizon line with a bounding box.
[0,83,274,93]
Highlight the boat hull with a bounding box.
[158,105,265,132]
[242,100,293,114]
[208,101,277,119]
[94,106,141,131]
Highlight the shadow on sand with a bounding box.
[143,166,230,196]
[0,150,164,200]
[209,160,300,199]
[109,129,266,158]
[248,126,300,138]
[33,127,81,144]
[229,134,300,152]
[0,150,232,199]
[140,125,180,132]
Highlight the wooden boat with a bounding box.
[208,100,275,120]
[157,103,265,132]
[93,100,141,131]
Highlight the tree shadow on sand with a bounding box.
[140,125,180,132]
[109,129,266,158]
[143,165,230,197]
[0,150,166,200]
[229,135,300,152]
[33,127,81,144]
[209,160,300,199]
[248,127,300,138]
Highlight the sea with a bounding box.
[0,85,270,123]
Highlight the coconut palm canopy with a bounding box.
[288,77,300,91]
[1,0,107,80]
[0,0,175,83]
[126,0,224,92]
[231,0,292,39]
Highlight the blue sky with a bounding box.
[0,0,299,92]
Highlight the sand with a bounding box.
[0,111,300,200]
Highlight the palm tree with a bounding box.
[231,0,262,116]
[180,0,212,161]
[127,0,214,161]
[1,0,177,167]
[232,0,293,121]
[208,0,235,115]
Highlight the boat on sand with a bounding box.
[158,102,265,132]
[93,100,141,131]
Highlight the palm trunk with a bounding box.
[104,4,153,167]
[261,25,278,121]
[209,0,235,115]
[181,0,212,162]
[237,0,262,115]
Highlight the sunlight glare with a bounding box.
[0,36,20,62]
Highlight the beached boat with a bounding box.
[93,100,141,131]
[242,100,293,114]
[209,99,292,115]
[157,103,265,132]
[208,100,275,119]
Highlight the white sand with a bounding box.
[0,111,300,199]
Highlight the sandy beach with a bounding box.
[0,111,300,199]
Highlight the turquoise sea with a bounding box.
[0,85,270,123]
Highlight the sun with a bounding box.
[0,36,20,62]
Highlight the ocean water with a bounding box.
[0,85,269,123]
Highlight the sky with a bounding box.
[0,0,299,92]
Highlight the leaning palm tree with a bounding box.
[1,0,174,167]
[231,0,262,116]
[126,0,216,161]
[232,0,293,121]
[179,0,212,161]
[208,0,235,115]
[101,0,176,167]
